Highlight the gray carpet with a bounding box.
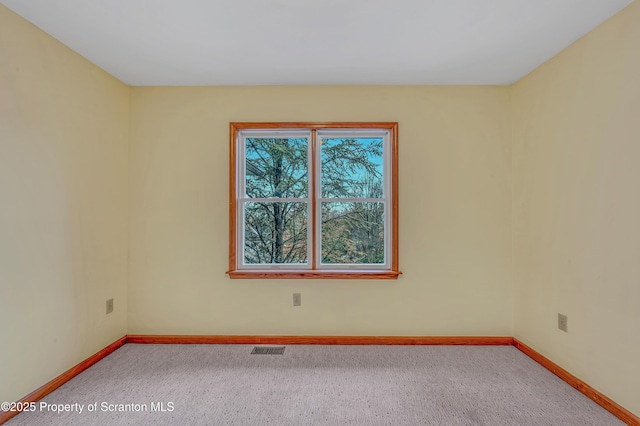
[7,345,623,425]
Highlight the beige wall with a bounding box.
[0,6,129,404]
[512,0,640,416]
[128,86,513,336]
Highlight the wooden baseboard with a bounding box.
[0,336,126,425]
[126,334,514,346]
[513,338,639,426]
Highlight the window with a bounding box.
[228,122,399,279]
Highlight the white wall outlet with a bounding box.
[558,313,568,332]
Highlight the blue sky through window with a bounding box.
[320,137,384,199]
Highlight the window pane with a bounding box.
[320,137,383,198]
[321,202,385,264]
[244,202,308,264]
[245,138,308,198]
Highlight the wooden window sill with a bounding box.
[227,270,402,279]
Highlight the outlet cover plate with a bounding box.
[558,313,568,332]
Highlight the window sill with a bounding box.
[226,270,402,280]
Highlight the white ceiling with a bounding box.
[1,0,633,86]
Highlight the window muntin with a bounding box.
[229,123,399,279]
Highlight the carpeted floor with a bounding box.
[7,344,623,425]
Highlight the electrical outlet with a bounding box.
[558,313,568,332]
[106,298,114,314]
[293,293,301,307]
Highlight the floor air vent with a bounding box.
[251,346,285,355]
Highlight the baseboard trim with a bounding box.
[513,338,639,425]
[3,336,637,426]
[0,336,126,425]
[126,334,514,345]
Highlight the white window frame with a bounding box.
[228,122,399,280]
[237,130,312,270]
[315,129,391,271]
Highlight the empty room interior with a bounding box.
[1,0,639,424]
